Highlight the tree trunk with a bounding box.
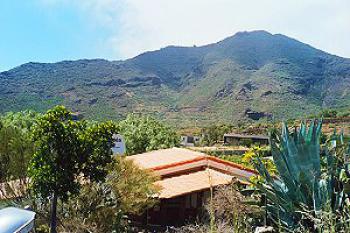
[50,191,58,233]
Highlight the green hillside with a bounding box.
[1,30,349,125]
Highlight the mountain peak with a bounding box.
[1,31,349,123]
[233,30,273,37]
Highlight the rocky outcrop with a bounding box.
[261,90,272,97]
[215,80,234,98]
[88,98,98,105]
[86,79,126,87]
[123,76,161,88]
[108,90,126,99]
[236,81,257,100]
[245,108,272,120]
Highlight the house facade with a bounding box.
[180,135,201,147]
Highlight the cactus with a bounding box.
[253,120,350,231]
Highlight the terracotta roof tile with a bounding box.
[155,169,232,199]
[127,147,258,199]
[127,147,206,169]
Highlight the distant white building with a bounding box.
[180,135,201,147]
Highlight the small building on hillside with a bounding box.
[127,147,256,228]
[223,133,269,146]
[180,135,201,147]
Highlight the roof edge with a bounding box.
[151,155,257,175]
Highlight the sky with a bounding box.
[1,0,350,71]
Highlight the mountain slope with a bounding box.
[0,30,349,125]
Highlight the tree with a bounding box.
[321,109,338,118]
[28,106,116,233]
[201,124,234,146]
[117,114,179,155]
[107,157,160,214]
[1,110,39,129]
[61,157,159,232]
[0,111,38,184]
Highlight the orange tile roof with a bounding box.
[128,147,257,176]
[155,169,233,199]
[127,147,258,199]
[127,147,206,169]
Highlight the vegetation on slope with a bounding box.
[1,31,349,125]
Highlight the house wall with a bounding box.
[133,190,210,228]
[180,136,201,147]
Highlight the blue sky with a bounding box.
[1,0,350,71]
[0,1,121,71]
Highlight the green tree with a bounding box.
[117,114,179,155]
[61,157,159,232]
[1,110,39,129]
[0,110,38,184]
[321,109,338,118]
[201,124,234,146]
[28,106,116,233]
[0,122,13,183]
[108,157,159,214]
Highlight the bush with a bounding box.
[117,114,179,155]
[321,109,338,118]
[57,157,160,232]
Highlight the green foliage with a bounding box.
[60,157,159,232]
[242,146,276,176]
[0,111,38,183]
[253,120,350,232]
[201,124,234,146]
[28,105,116,232]
[321,109,338,118]
[117,114,179,155]
[1,110,40,129]
[220,154,245,165]
[107,157,160,214]
[240,138,253,147]
[340,111,350,117]
[29,105,115,199]
[219,146,272,171]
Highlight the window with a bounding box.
[187,136,194,143]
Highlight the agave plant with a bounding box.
[253,120,350,232]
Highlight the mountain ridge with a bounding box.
[1,30,349,125]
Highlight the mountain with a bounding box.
[1,30,349,125]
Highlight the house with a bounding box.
[180,135,201,147]
[223,133,269,146]
[127,147,256,227]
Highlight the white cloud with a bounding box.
[39,0,350,59]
